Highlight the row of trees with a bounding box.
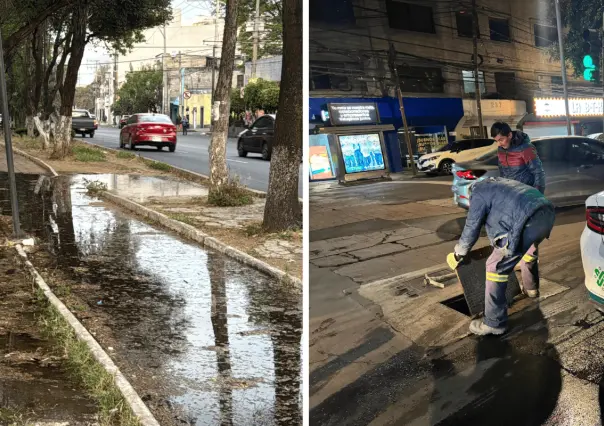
[1,0,172,157]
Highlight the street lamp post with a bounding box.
[0,28,23,237]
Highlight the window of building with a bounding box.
[534,23,558,48]
[489,18,510,42]
[397,65,444,93]
[456,11,474,38]
[236,75,244,88]
[310,0,355,24]
[551,75,562,85]
[495,72,516,98]
[385,1,435,33]
[310,61,367,92]
[469,127,488,138]
[462,70,486,95]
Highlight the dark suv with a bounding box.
[237,115,275,161]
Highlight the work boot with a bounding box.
[469,319,506,336]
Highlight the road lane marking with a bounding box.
[227,159,248,163]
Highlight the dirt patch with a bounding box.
[0,238,97,424]
[11,136,167,177]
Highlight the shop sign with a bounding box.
[309,146,334,180]
[535,97,604,117]
[338,133,385,174]
[328,103,379,126]
[415,132,448,154]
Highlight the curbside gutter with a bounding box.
[0,142,59,177]
[14,244,160,426]
[100,191,302,287]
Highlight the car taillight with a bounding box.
[587,207,604,234]
[456,170,477,180]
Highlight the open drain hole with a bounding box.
[440,294,471,317]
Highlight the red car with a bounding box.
[119,113,177,152]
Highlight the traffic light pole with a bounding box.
[0,28,23,238]
[555,0,572,136]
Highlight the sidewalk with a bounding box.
[0,143,47,174]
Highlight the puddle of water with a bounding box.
[0,173,301,425]
[80,173,208,203]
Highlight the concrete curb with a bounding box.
[14,244,160,426]
[362,263,450,289]
[99,191,302,287]
[0,142,59,177]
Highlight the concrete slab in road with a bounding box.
[83,127,303,196]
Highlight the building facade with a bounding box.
[310,0,603,150]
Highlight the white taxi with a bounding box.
[580,190,604,307]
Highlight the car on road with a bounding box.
[72,109,97,138]
[237,114,276,161]
[119,113,177,152]
[119,115,131,129]
[418,138,496,175]
[452,136,604,209]
[580,190,604,309]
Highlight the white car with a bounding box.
[580,190,604,308]
[417,138,496,175]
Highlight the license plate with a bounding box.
[152,136,163,142]
[79,128,86,131]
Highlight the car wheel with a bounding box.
[238,140,248,157]
[261,142,271,161]
[439,160,454,175]
[119,136,124,149]
[89,131,94,138]
[157,146,163,151]
[169,145,176,153]
[129,137,136,150]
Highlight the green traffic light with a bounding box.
[584,68,595,81]
[584,55,595,68]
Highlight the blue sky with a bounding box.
[78,0,212,86]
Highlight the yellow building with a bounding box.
[172,90,212,128]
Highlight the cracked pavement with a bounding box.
[310,178,604,425]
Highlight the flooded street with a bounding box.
[0,173,302,425]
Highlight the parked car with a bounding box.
[119,113,176,152]
[72,109,97,138]
[237,114,276,161]
[580,189,604,309]
[119,115,131,129]
[417,138,496,175]
[452,136,604,209]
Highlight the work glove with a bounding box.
[447,252,464,270]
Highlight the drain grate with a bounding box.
[440,294,471,317]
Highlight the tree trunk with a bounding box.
[208,0,239,194]
[262,0,302,231]
[53,6,87,159]
[33,116,50,149]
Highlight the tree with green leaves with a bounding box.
[74,85,96,112]
[112,66,162,116]
[243,78,279,112]
[237,0,282,59]
[548,0,603,82]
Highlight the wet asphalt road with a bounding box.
[2,172,302,425]
[82,127,304,196]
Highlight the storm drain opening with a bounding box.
[440,294,471,317]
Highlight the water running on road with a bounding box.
[0,173,302,425]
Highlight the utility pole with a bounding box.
[554,0,572,135]
[251,0,260,78]
[113,52,118,125]
[161,24,167,115]
[389,43,416,176]
[211,0,220,106]
[179,51,183,117]
[471,0,484,138]
[0,28,23,237]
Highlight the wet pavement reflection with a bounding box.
[83,173,209,203]
[0,173,301,425]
